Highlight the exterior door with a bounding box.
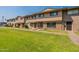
[66,22,72,31]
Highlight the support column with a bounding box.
[36,23,38,29]
[16,23,18,28]
[32,23,35,29]
[13,24,15,28]
[28,23,31,29]
[20,24,23,28]
[64,22,67,31]
[43,22,47,30]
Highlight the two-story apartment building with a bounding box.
[24,8,63,30]
[7,16,24,28]
[15,16,25,28]
[7,18,15,27]
[7,7,79,32]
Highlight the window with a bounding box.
[26,17,29,19]
[47,22,56,28]
[33,16,36,19]
[67,10,79,15]
[39,14,44,17]
[50,12,58,16]
[36,15,39,18]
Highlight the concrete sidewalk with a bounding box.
[68,31,79,45]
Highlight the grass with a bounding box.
[0,28,79,52]
[76,32,79,35]
[42,29,68,35]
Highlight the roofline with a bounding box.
[7,7,79,19]
[24,6,79,17]
[7,18,15,21]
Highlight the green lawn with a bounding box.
[76,32,79,35]
[0,28,79,52]
[43,29,68,35]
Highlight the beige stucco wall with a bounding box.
[71,15,79,32]
[56,22,64,30]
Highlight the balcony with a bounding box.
[15,18,24,23]
[26,16,62,23]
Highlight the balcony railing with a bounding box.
[26,16,62,23]
[25,15,61,20]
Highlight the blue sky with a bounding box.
[0,6,74,22]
